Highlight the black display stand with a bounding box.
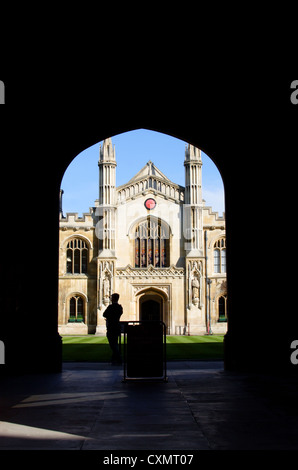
[121,321,167,382]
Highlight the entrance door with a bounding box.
[140,299,160,322]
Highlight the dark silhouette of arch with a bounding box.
[1,76,293,375]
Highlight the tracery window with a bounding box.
[135,218,169,268]
[213,238,226,273]
[66,238,88,274]
[69,295,85,322]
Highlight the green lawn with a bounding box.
[166,335,224,360]
[62,335,224,362]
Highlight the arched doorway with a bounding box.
[140,296,162,322]
[137,289,168,326]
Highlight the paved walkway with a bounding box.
[0,361,298,450]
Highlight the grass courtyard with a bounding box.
[62,335,224,362]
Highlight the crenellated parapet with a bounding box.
[59,208,97,231]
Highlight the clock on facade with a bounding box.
[144,198,156,210]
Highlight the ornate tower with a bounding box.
[184,144,205,330]
[96,138,117,331]
[98,137,117,255]
[184,144,203,255]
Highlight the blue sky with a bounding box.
[60,129,225,216]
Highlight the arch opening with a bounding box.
[58,128,227,344]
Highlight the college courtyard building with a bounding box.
[58,138,227,335]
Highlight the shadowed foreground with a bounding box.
[1,361,298,450]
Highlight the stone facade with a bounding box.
[58,138,227,335]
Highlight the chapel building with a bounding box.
[58,138,227,335]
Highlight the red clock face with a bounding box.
[144,198,156,210]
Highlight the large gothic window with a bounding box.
[66,238,88,274]
[135,218,169,268]
[213,238,226,273]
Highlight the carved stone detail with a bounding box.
[132,284,170,298]
[187,260,203,308]
[116,264,184,278]
[98,260,114,307]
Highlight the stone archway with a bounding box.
[140,295,162,322]
[136,287,169,330]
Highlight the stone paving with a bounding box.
[0,361,298,450]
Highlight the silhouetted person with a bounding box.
[103,293,123,365]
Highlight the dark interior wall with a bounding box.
[0,74,296,374]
